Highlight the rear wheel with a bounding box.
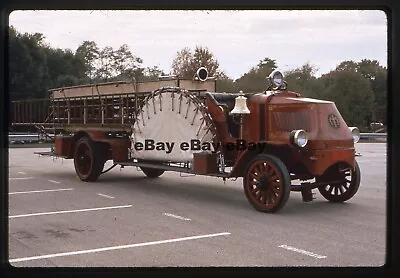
[74,137,106,182]
[317,161,361,202]
[243,154,291,213]
[140,167,165,178]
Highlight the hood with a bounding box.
[268,95,354,144]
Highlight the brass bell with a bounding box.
[230,95,250,115]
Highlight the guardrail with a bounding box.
[360,133,387,139]
[8,133,54,143]
[8,133,387,144]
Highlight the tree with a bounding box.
[257,57,278,74]
[192,46,219,77]
[171,47,192,78]
[234,57,278,93]
[9,26,148,99]
[141,66,166,81]
[284,62,323,98]
[335,60,358,72]
[44,48,86,88]
[215,72,236,93]
[112,44,143,80]
[171,46,220,79]
[86,44,145,82]
[55,74,80,87]
[75,41,100,81]
[8,26,49,99]
[94,46,115,81]
[356,59,387,124]
[324,59,387,125]
[319,69,375,129]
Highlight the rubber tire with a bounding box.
[317,160,361,202]
[140,167,165,178]
[74,137,106,182]
[243,154,291,213]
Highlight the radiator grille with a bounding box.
[273,110,311,132]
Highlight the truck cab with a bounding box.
[204,70,361,212]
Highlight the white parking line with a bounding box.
[9,177,34,180]
[48,180,60,184]
[17,172,26,175]
[279,245,327,259]
[97,193,115,199]
[9,205,132,219]
[9,188,74,195]
[9,232,231,263]
[164,213,191,221]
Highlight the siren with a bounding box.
[195,67,209,81]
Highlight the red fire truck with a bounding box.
[11,68,361,213]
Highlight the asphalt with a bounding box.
[7,143,386,267]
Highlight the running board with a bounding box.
[290,180,344,192]
[118,160,230,178]
[34,151,70,159]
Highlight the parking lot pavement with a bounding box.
[8,143,387,267]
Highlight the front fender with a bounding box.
[229,141,290,177]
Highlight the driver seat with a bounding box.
[205,93,240,138]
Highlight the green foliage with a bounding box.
[319,69,375,128]
[171,46,237,93]
[9,26,50,99]
[284,63,324,98]
[75,40,99,80]
[9,25,153,100]
[357,59,387,124]
[171,46,221,79]
[8,25,387,128]
[324,59,387,125]
[215,72,236,93]
[9,26,87,99]
[55,74,80,87]
[141,66,166,82]
[112,44,143,80]
[234,57,278,93]
[45,48,86,87]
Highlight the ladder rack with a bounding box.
[11,89,209,134]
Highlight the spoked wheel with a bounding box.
[243,154,291,213]
[140,167,165,178]
[317,161,361,202]
[74,137,106,182]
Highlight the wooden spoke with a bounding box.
[334,186,339,195]
[243,155,290,213]
[269,174,279,182]
[250,172,260,180]
[248,180,258,186]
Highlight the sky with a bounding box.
[8,10,387,80]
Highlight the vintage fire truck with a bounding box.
[10,68,361,213]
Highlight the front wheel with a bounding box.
[140,167,165,178]
[317,161,361,202]
[243,154,291,213]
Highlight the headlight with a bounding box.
[290,129,308,148]
[349,127,360,143]
[268,70,284,88]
